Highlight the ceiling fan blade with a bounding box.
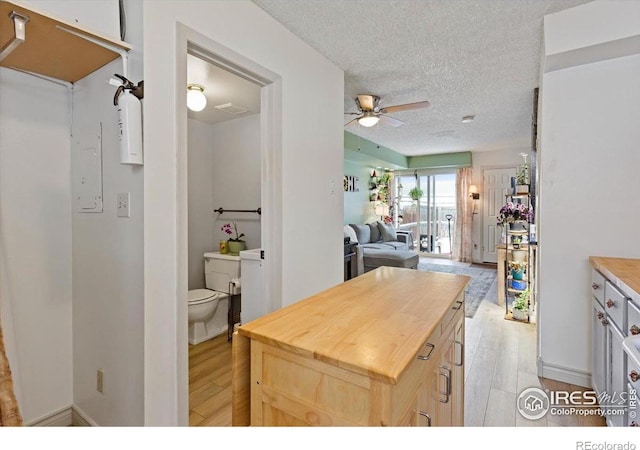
[357,94,378,111]
[379,115,404,128]
[380,100,430,114]
[344,112,360,115]
[344,117,359,127]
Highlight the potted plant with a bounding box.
[221,222,246,255]
[512,288,530,321]
[509,261,526,280]
[497,202,533,226]
[409,187,423,201]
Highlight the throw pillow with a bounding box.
[377,221,398,242]
[349,224,370,244]
[368,222,382,243]
[343,225,358,244]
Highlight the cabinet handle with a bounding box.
[592,283,600,290]
[418,411,432,427]
[417,343,435,361]
[596,311,604,321]
[631,325,640,336]
[439,365,451,404]
[606,299,615,309]
[452,301,463,311]
[454,340,464,367]
[630,370,639,382]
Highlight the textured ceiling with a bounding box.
[253,0,592,156]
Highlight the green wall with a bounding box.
[343,131,472,226]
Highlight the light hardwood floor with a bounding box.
[189,261,605,427]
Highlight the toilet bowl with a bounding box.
[188,252,241,345]
[188,289,223,323]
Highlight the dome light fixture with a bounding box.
[358,111,380,127]
[187,84,207,112]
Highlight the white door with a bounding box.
[482,167,515,262]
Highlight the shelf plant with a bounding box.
[512,288,530,321]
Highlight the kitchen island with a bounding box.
[232,266,470,426]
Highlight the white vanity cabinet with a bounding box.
[590,257,640,427]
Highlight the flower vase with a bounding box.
[227,240,246,255]
[511,268,524,280]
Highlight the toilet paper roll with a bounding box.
[230,278,241,294]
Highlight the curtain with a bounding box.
[0,325,22,426]
[452,167,473,262]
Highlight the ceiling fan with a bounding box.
[344,94,430,128]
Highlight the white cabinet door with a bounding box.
[592,299,608,397]
[606,322,626,427]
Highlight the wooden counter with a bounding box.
[232,266,470,426]
[589,256,640,304]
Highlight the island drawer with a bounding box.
[440,292,464,335]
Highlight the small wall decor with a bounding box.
[344,175,359,192]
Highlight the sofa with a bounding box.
[344,222,419,275]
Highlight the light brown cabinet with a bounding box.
[232,267,469,426]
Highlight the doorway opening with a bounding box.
[395,171,457,257]
[185,51,262,426]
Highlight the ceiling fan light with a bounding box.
[358,112,379,127]
[187,84,207,112]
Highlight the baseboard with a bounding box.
[189,327,227,345]
[71,404,98,426]
[537,358,591,388]
[26,405,73,427]
[26,404,98,426]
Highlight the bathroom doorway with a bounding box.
[185,51,263,426]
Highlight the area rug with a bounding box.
[417,263,497,319]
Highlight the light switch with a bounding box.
[117,193,130,218]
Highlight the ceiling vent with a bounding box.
[214,102,249,115]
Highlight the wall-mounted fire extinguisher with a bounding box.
[113,74,144,165]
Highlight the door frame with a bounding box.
[145,22,282,426]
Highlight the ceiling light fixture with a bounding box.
[187,84,207,112]
[358,111,380,127]
[461,115,475,123]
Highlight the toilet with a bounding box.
[188,252,241,345]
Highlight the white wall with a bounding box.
[27,0,120,38]
[188,115,261,290]
[71,0,144,425]
[343,160,377,225]
[211,115,262,252]
[470,148,528,262]
[0,68,72,424]
[538,0,640,385]
[143,0,343,425]
[187,119,214,290]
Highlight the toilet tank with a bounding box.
[204,252,241,293]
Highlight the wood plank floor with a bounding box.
[188,261,605,427]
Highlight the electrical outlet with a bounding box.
[97,368,104,394]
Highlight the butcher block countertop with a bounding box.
[590,256,640,302]
[237,266,470,384]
